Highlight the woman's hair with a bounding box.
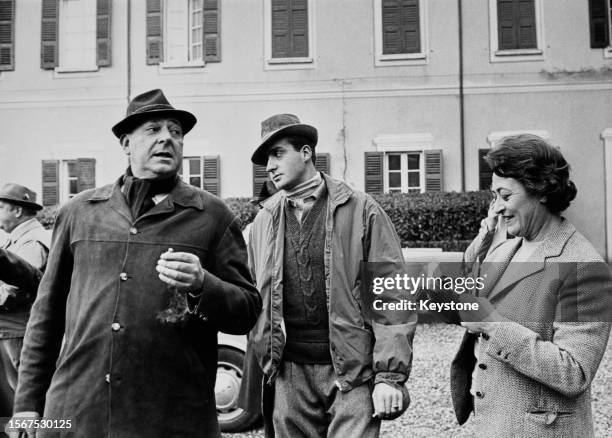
[485,134,577,214]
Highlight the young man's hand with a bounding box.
[372,382,403,419]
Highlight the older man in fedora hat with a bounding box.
[10,89,261,438]
[247,114,416,437]
[0,184,49,397]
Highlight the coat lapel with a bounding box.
[485,219,575,302]
[478,237,520,299]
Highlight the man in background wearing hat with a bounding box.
[10,89,261,438]
[247,114,416,437]
[0,184,49,397]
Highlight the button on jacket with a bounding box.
[14,178,261,438]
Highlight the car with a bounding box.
[216,333,261,432]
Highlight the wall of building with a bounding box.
[0,0,611,257]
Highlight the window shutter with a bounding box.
[42,160,60,206]
[364,152,383,194]
[589,0,610,48]
[314,153,330,175]
[76,158,96,192]
[478,149,493,191]
[0,0,14,71]
[401,0,420,53]
[96,0,111,66]
[498,0,536,50]
[517,0,536,49]
[253,164,268,197]
[146,0,162,65]
[41,0,58,69]
[497,0,517,50]
[424,149,443,192]
[382,0,401,54]
[203,155,220,196]
[204,0,220,62]
[290,0,308,57]
[271,0,290,58]
[382,0,420,55]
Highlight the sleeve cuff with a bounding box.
[374,371,407,387]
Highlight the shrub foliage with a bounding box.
[39,191,491,251]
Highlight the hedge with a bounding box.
[37,191,491,252]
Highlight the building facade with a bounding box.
[0,0,611,259]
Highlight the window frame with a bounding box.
[488,0,545,63]
[263,0,316,70]
[60,159,79,202]
[373,0,428,67]
[181,156,204,189]
[160,0,206,69]
[605,0,612,58]
[384,152,425,193]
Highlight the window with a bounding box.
[62,160,79,200]
[478,149,493,191]
[374,0,427,66]
[0,0,15,71]
[146,0,220,67]
[163,0,202,65]
[489,0,544,62]
[264,0,314,69]
[40,0,111,71]
[366,134,442,194]
[180,156,220,196]
[42,158,96,205]
[589,0,612,56]
[385,153,422,193]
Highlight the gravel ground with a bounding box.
[223,323,612,438]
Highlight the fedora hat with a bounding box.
[112,89,197,138]
[251,114,318,166]
[0,183,43,211]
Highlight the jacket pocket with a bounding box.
[523,410,577,437]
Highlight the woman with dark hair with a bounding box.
[451,134,611,437]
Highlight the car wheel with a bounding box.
[216,347,261,432]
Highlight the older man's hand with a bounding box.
[156,249,206,295]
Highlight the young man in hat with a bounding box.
[247,114,416,437]
[0,184,49,395]
[10,89,261,438]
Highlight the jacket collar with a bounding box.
[484,217,575,301]
[9,218,43,245]
[87,176,204,221]
[261,172,353,214]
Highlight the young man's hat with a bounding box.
[112,89,197,138]
[0,183,43,211]
[251,114,318,166]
